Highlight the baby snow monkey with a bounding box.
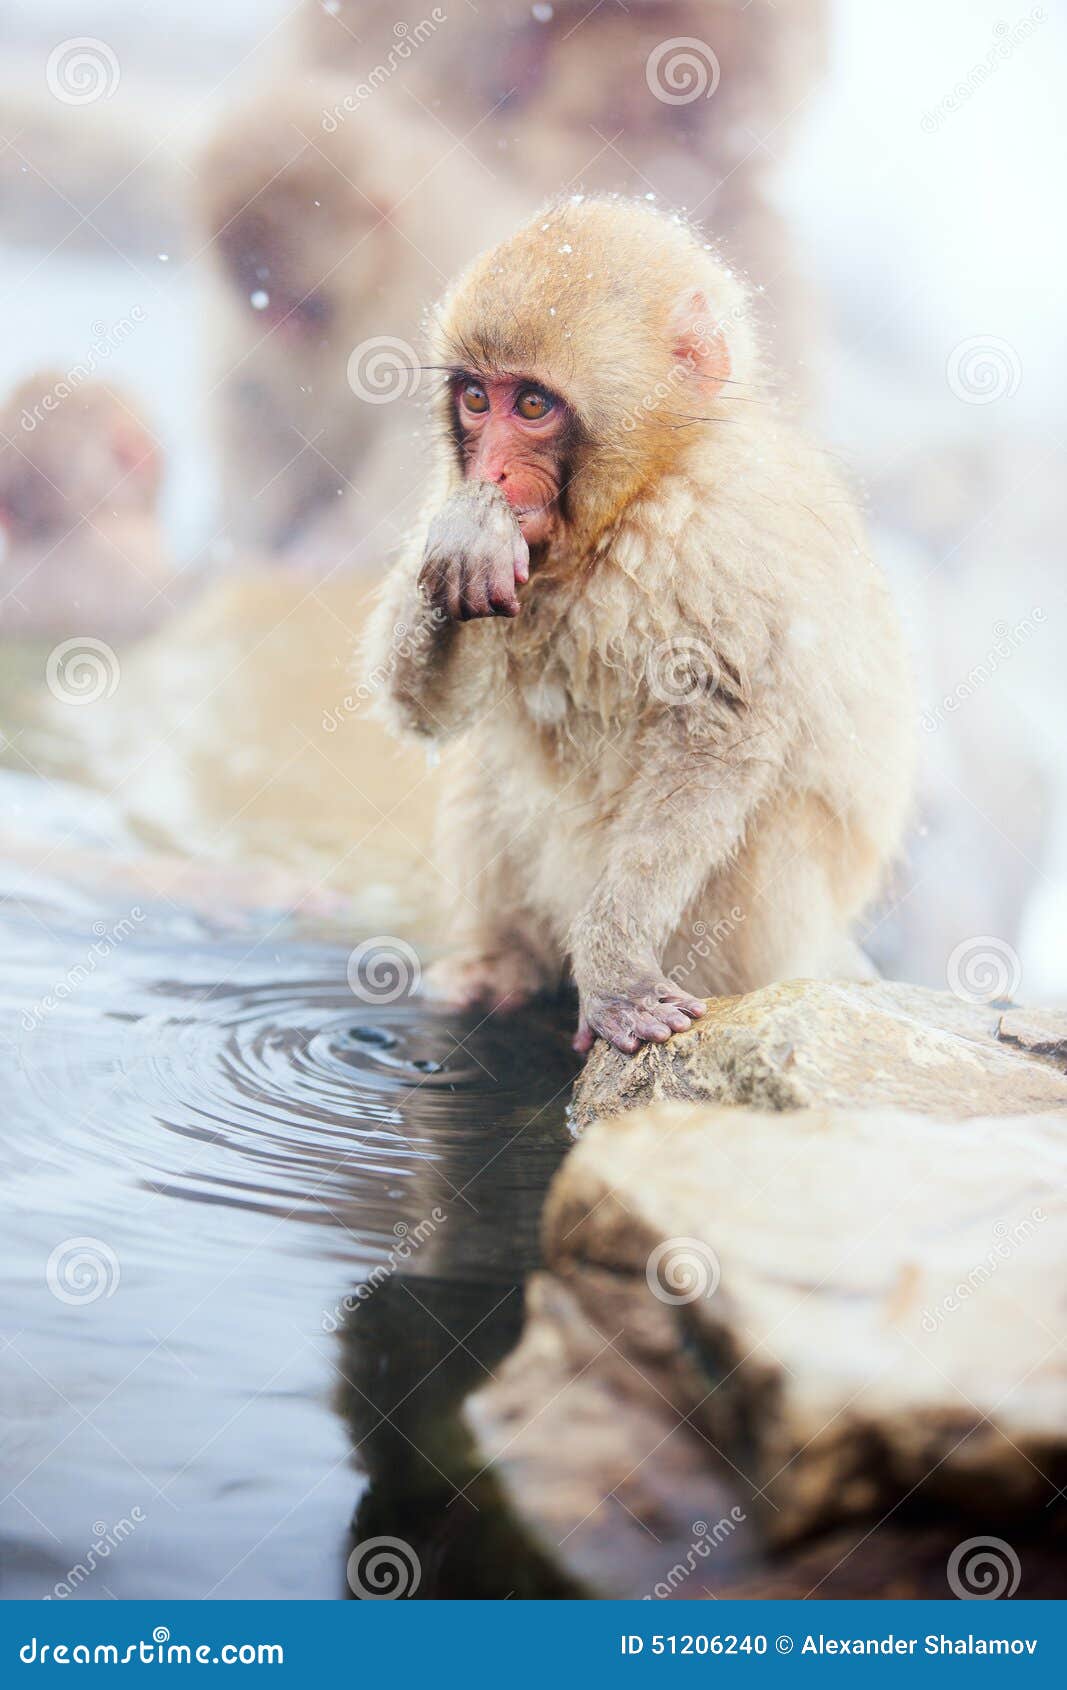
[365,198,914,1054]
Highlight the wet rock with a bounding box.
[467,1099,1067,1595]
[571,979,1067,1130]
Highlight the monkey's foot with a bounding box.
[422,949,547,1015]
[574,981,707,1056]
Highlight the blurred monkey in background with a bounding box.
[293,0,826,381]
[0,375,178,638]
[194,83,518,559]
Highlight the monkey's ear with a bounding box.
[111,417,162,496]
[669,288,731,393]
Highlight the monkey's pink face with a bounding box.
[454,375,571,545]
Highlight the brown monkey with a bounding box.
[194,80,518,556]
[0,375,177,638]
[293,0,825,381]
[363,197,914,1053]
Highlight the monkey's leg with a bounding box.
[673,793,884,995]
[569,724,784,1053]
[422,748,564,1014]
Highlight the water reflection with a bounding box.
[0,885,579,1598]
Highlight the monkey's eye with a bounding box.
[459,381,490,415]
[516,388,554,421]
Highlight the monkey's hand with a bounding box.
[574,977,706,1056]
[418,482,530,621]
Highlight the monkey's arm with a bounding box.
[569,715,784,1053]
[362,483,523,739]
[363,564,504,740]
